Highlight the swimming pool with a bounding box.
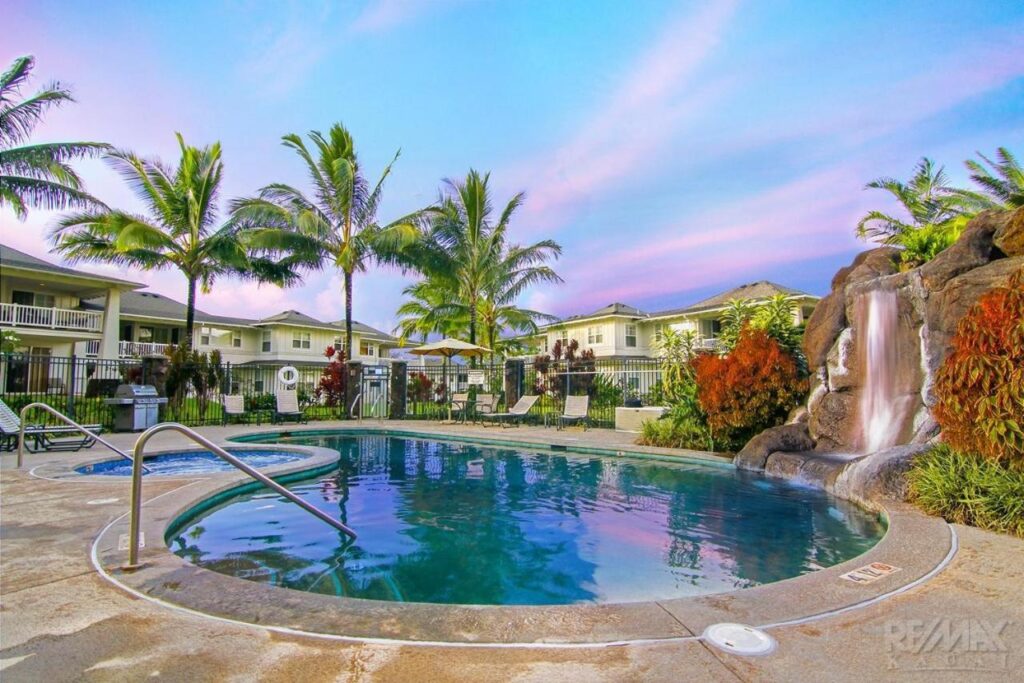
[77,448,307,477]
[168,433,885,605]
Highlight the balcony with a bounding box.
[0,302,102,333]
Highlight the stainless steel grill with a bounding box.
[104,384,168,431]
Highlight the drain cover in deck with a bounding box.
[702,623,776,656]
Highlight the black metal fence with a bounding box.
[1,353,666,430]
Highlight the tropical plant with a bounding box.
[750,294,806,368]
[410,170,562,356]
[233,123,423,355]
[51,134,299,346]
[855,157,965,244]
[717,298,756,352]
[0,330,20,353]
[393,279,467,344]
[692,328,808,450]
[163,344,224,420]
[655,327,697,396]
[908,444,1024,538]
[956,147,1024,210]
[0,56,108,219]
[315,346,348,408]
[932,268,1024,467]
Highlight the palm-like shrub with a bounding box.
[933,268,1024,467]
[0,56,107,219]
[957,147,1024,210]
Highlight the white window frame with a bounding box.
[360,340,375,357]
[292,331,311,349]
[261,330,271,352]
[199,327,210,346]
[587,326,603,345]
[625,323,637,348]
[232,330,242,348]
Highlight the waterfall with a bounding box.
[858,289,903,453]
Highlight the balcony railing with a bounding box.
[119,341,170,357]
[0,303,102,333]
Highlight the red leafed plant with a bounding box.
[933,268,1024,467]
[692,327,808,450]
[316,346,347,407]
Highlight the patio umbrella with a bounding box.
[409,338,492,421]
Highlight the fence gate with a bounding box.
[360,365,390,419]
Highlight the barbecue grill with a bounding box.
[104,384,167,431]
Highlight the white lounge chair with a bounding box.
[480,395,538,428]
[222,395,259,426]
[557,395,590,431]
[273,389,306,424]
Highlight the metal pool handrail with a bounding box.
[349,391,362,419]
[17,402,149,473]
[124,422,356,568]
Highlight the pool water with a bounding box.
[168,435,885,605]
[77,449,305,476]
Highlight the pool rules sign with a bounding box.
[468,370,486,386]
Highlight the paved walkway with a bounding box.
[1,423,1021,681]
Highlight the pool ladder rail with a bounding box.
[16,402,150,474]
[349,391,387,421]
[125,422,357,569]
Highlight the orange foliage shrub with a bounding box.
[933,268,1024,467]
[692,328,808,450]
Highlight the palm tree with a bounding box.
[476,254,559,362]
[957,147,1024,210]
[232,123,422,355]
[393,279,467,344]
[0,56,108,219]
[855,157,964,244]
[51,133,300,346]
[414,170,562,354]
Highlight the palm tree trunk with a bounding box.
[185,276,197,349]
[468,295,477,368]
[344,270,354,360]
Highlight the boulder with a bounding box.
[919,210,1004,290]
[734,423,814,471]
[809,390,858,452]
[993,206,1024,257]
[831,443,930,510]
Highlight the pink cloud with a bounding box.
[350,0,459,33]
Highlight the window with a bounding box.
[292,332,311,349]
[261,330,271,352]
[653,323,666,344]
[200,327,210,346]
[254,380,264,393]
[625,323,637,348]
[232,330,242,348]
[13,290,55,308]
[556,329,569,346]
[587,326,603,345]
[138,326,154,341]
[360,340,375,357]
[539,336,549,353]
[333,337,343,352]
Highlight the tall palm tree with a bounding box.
[957,147,1024,210]
[232,123,422,355]
[414,170,562,353]
[856,157,965,244]
[51,133,300,346]
[0,56,108,219]
[476,253,559,362]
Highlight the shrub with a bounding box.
[315,346,347,407]
[896,220,964,269]
[692,327,807,450]
[908,444,1024,538]
[637,403,716,451]
[933,268,1024,467]
[407,372,433,402]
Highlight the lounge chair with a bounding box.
[557,395,590,431]
[0,398,103,452]
[450,393,473,423]
[272,389,307,424]
[222,395,259,426]
[480,395,538,428]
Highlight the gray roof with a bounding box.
[559,302,648,323]
[0,243,142,288]
[650,281,814,317]
[81,291,397,342]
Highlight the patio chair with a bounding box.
[474,393,498,422]
[222,395,259,426]
[0,398,103,452]
[557,395,590,431]
[480,395,538,428]
[450,393,472,423]
[272,389,307,424]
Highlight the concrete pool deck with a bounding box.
[2,421,1022,681]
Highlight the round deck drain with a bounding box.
[702,623,776,656]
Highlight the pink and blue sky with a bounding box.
[3,0,1023,333]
